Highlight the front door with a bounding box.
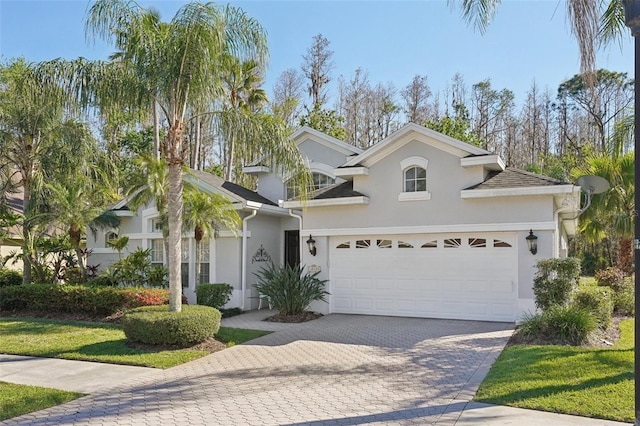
[284,230,300,268]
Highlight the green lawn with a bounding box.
[0,317,271,369]
[475,318,634,423]
[0,381,82,421]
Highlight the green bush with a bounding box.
[0,284,173,315]
[519,305,597,345]
[0,268,22,288]
[595,267,626,292]
[196,283,233,309]
[533,258,581,311]
[613,278,635,316]
[254,263,329,316]
[123,305,221,347]
[573,286,613,329]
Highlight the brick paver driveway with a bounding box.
[5,314,514,426]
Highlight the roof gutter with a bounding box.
[288,209,303,262]
[240,209,258,311]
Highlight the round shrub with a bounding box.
[123,305,221,347]
[572,286,613,329]
[0,268,22,288]
[613,278,635,316]
[196,283,233,309]
[595,267,626,292]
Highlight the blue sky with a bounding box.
[0,0,635,108]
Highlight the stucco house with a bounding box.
[88,123,581,322]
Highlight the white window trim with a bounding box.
[399,156,430,201]
[398,191,431,201]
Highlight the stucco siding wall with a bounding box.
[298,138,353,167]
[242,214,282,310]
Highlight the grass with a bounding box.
[0,317,271,369]
[475,318,634,423]
[216,327,271,346]
[0,381,82,421]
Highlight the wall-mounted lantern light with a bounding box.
[526,230,538,255]
[306,235,317,256]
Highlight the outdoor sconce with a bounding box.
[306,235,317,256]
[526,230,538,255]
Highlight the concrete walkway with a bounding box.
[0,311,629,425]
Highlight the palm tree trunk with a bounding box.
[21,181,32,285]
[225,134,235,182]
[617,236,633,275]
[167,160,184,312]
[153,101,160,160]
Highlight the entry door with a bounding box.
[284,230,300,268]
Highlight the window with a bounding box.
[398,241,413,248]
[150,239,164,263]
[404,167,427,192]
[151,218,163,233]
[355,239,371,249]
[336,242,350,249]
[312,172,335,190]
[469,238,487,248]
[286,172,335,199]
[398,156,431,201]
[181,239,189,289]
[377,239,392,248]
[197,240,210,284]
[494,239,512,248]
[105,231,118,248]
[444,238,461,248]
[421,240,437,248]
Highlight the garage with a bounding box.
[329,233,518,322]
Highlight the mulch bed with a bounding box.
[263,311,323,323]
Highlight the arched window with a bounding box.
[404,166,426,192]
[105,231,118,248]
[399,156,431,201]
[286,172,335,199]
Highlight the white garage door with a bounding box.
[329,233,518,322]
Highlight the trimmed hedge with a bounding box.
[573,286,614,329]
[196,283,233,309]
[0,284,173,315]
[123,305,221,347]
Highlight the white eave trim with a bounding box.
[113,210,135,217]
[242,165,271,174]
[304,221,558,236]
[460,155,505,171]
[282,196,369,209]
[334,167,369,177]
[460,184,576,199]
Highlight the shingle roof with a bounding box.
[465,168,568,190]
[311,181,366,200]
[186,170,278,206]
[221,181,278,206]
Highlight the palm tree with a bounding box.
[219,55,269,181]
[82,0,271,312]
[572,151,634,274]
[46,174,120,282]
[454,0,624,78]
[107,236,129,260]
[183,191,241,285]
[0,59,97,284]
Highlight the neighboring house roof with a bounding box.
[465,168,568,190]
